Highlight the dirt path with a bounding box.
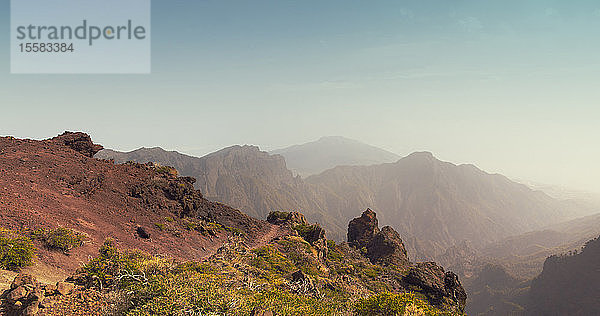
[249,224,289,249]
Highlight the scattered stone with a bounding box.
[56,281,75,295]
[23,302,39,315]
[43,283,57,296]
[7,285,28,302]
[11,274,37,290]
[136,226,151,239]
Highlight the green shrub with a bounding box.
[250,245,296,277]
[78,239,152,289]
[154,165,178,177]
[0,228,35,270]
[154,223,165,231]
[165,216,174,223]
[354,292,447,316]
[39,227,86,253]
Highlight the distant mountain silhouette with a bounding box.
[97,145,589,262]
[528,235,600,315]
[271,136,400,177]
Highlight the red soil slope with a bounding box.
[0,132,286,275]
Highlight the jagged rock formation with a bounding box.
[367,226,409,266]
[528,235,600,315]
[348,209,409,266]
[346,209,466,311]
[266,211,307,227]
[347,208,379,249]
[267,211,329,259]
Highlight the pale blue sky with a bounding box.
[1,1,599,192]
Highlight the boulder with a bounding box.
[7,285,28,302]
[23,302,39,315]
[348,209,409,266]
[136,226,151,239]
[347,208,379,249]
[56,281,75,296]
[11,274,37,290]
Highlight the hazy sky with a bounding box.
[1,1,599,193]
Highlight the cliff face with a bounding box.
[528,235,600,315]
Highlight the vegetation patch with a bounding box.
[72,237,460,316]
[33,227,86,253]
[154,223,166,231]
[153,165,178,177]
[354,292,449,316]
[0,228,35,270]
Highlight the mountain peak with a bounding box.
[406,151,435,159]
[272,136,400,177]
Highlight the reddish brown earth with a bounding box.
[0,132,289,278]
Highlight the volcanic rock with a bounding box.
[347,208,379,249]
[136,226,151,239]
[51,132,103,157]
[267,211,308,226]
[367,226,409,266]
[403,262,467,312]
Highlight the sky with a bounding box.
[1,0,599,193]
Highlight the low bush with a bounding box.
[35,227,86,253]
[0,228,35,270]
[77,239,154,289]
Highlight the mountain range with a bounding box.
[96,137,598,261]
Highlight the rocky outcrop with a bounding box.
[347,208,379,249]
[268,211,328,258]
[348,209,409,266]
[404,262,467,312]
[267,211,307,226]
[367,226,409,266]
[51,132,103,157]
[1,274,76,316]
[346,209,466,312]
